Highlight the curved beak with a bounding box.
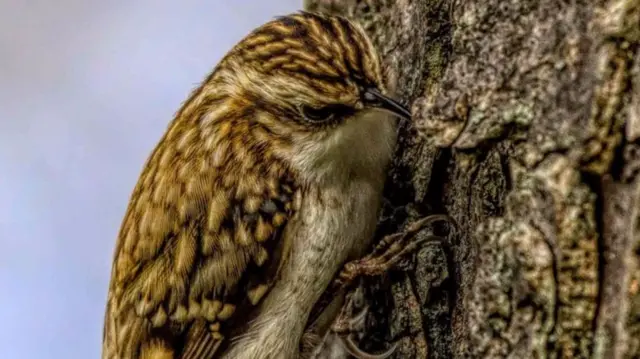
[363,88,411,121]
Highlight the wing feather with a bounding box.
[102,117,299,359]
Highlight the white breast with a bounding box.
[222,111,397,359]
[289,110,398,186]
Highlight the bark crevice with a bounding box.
[305,0,640,357]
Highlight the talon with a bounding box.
[351,285,365,308]
[407,214,456,233]
[340,334,397,359]
[351,234,442,277]
[348,305,369,331]
[310,214,456,330]
[382,234,442,261]
[371,214,455,257]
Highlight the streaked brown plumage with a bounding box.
[102,11,410,359]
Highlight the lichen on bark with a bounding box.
[305,0,640,358]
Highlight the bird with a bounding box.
[101,11,414,359]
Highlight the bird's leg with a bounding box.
[333,214,454,291]
[308,214,453,329]
[303,215,454,358]
[328,214,455,359]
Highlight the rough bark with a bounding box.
[304,0,640,358]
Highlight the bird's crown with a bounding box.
[200,12,409,129]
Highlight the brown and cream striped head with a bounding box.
[210,11,410,131]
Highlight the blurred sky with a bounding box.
[0,1,300,357]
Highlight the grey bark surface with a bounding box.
[304,0,640,358]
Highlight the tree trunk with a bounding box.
[304,0,640,358]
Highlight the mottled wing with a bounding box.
[102,119,300,358]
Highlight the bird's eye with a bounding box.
[298,104,355,124]
[299,105,335,123]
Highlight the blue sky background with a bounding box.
[0,1,300,357]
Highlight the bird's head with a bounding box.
[183,12,407,182]
[224,12,410,129]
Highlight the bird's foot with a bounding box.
[307,214,455,358]
[334,214,455,289]
[331,289,396,359]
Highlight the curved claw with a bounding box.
[371,214,456,256]
[348,305,369,331]
[351,285,365,309]
[409,214,456,231]
[340,334,397,359]
[402,214,457,240]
